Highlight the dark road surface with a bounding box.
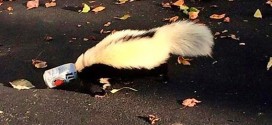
[0,0,272,124]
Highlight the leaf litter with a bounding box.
[32,59,47,68]
[26,0,39,10]
[110,87,138,93]
[182,98,201,108]
[9,79,35,90]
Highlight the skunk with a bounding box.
[75,21,214,95]
[75,21,214,72]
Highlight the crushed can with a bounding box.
[43,63,77,88]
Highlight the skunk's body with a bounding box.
[75,21,214,72]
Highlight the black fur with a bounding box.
[77,63,168,96]
[119,30,156,42]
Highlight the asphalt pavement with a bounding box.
[0,0,272,125]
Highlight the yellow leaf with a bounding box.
[110,87,138,93]
[81,3,90,13]
[267,57,272,70]
[92,6,105,13]
[254,9,262,18]
[115,14,131,20]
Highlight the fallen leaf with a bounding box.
[9,79,35,90]
[267,57,272,70]
[89,0,96,4]
[32,59,47,68]
[210,14,226,19]
[100,29,111,34]
[110,87,138,93]
[161,2,171,8]
[115,0,129,4]
[92,6,105,13]
[44,35,53,41]
[45,1,56,8]
[214,32,220,36]
[223,17,230,22]
[83,38,89,41]
[254,9,262,18]
[229,34,240,40]
[266,0,272,7]
[163,16,179,23]
[7,6,13,11]
[188,11,199,20]
[148,115,160,125]
[182,98,201,107]
[177,56,192,65]
[81,3,90,13]
[221,30,228,33]
[239,42,245,46]
[104,22,111,27]
[172,0,184,7]
[115,14,131,20]
[26,0,39,10]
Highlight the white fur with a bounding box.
[75,21,214,72]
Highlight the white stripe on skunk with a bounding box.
[75,21,214,72]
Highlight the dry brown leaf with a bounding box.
[223,17,230,22]
[44,35,53,41]
[45,1,56,8]
[148,115,160,125]
[32,59,47,68]
[177,56,192,65]
[92,6,105,13]
[163,16,179,23]
[115,14,131,20]
[161,2,171,8]
[100,29,112,34]
[115,0,129,4]
[182,98,201,107]
[26,0,39,10]
[210,14,226,19]
[104,22,111,27]
[172,0,184,7]
[7,6,13,11]
[267,0,272,7]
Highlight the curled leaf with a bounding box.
[32,59,47,68]
[148,115,160,125]
[182,98,201,107]
[177,56,192,65]
[7,6,13,11]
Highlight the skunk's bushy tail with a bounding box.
[154,21,214,57]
